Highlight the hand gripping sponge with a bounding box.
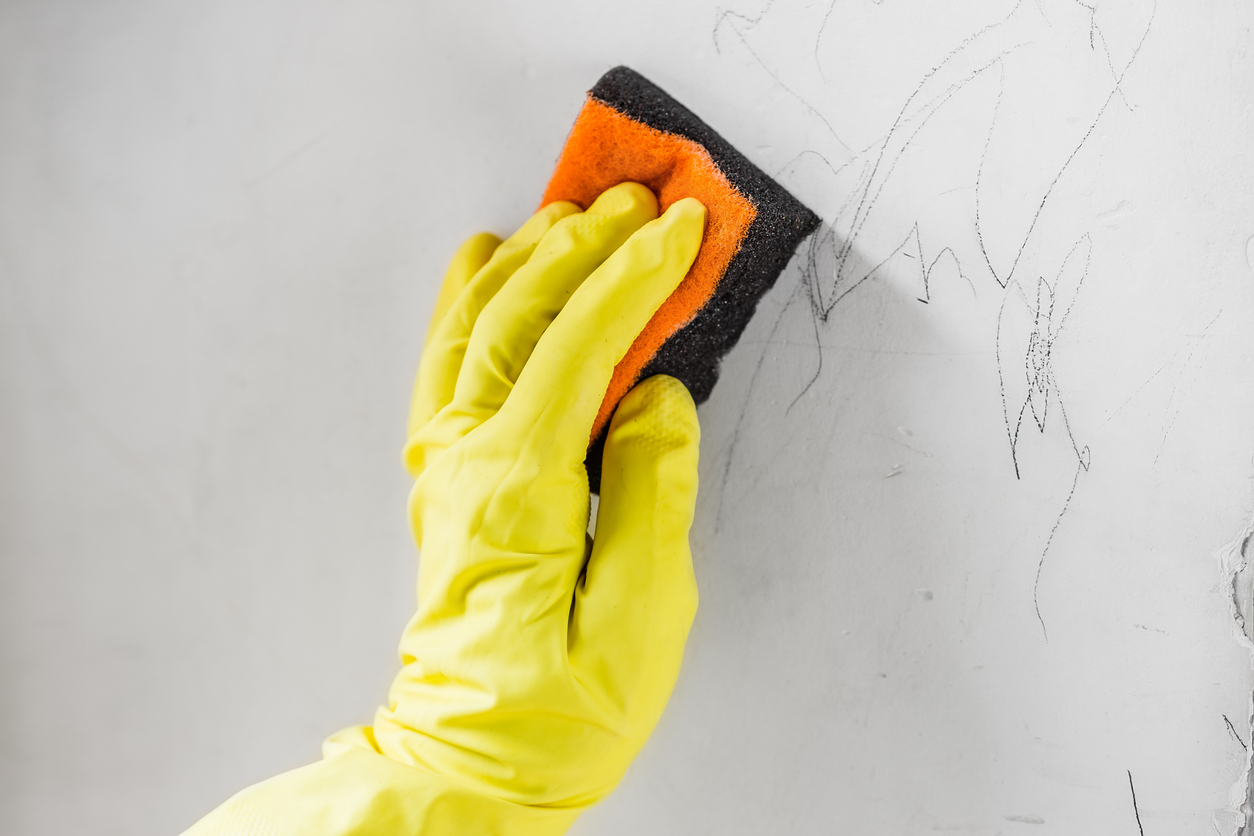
[541,66,820,492]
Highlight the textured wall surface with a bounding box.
[1,1,1251,834]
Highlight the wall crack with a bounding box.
[1221,521,1254,835]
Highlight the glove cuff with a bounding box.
[180,726,581,836]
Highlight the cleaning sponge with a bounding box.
[542,66,820,491]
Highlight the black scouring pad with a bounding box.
[541,66,820,492]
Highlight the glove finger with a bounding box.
[404,201,579,476]
[405,232,499,441]
[498,197,706,476]
[568,375,699,734]
[424,233,499,351]
[404,201,704,645]
[442,182,659,438]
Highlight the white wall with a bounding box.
[1,1,1251,834]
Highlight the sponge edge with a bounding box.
[542,66,820,492]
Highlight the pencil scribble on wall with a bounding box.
[711,0,1156,638]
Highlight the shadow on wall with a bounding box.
[672,219,1014,819]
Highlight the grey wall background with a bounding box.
[2,1,1253,834]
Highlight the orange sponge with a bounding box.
[543,67,819,491]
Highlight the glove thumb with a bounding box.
[568,375,700,746]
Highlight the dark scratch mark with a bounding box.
[798,50,1018,322]
[975,1,1154,290]
[1071,0,1097,49]
[815,0,840,84]
[974,57,1007,289]
[995,288,1019,478]
[711,0,778,46]
[998,235,1092,483]
[788,277,827,414]
[1094,23,1134,111]
[710,4,1156,610]
[739,0,1030,319]
[831,33,1027,304]
[719,0,1154,490]
[1127,770,1145,836]
[727,6,1049,484]
[714,4,853,155]
[1053,379,1092,471]
[993,236,1093,638]
[1224,714,1247,750]
[1026,276,1053,431]
[1033,448,1089,640]
[915,226,975,302]
[774,146,866,188]
[810,224,909,321]
[838,50,1021,280]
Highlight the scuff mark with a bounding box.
[1097,198,1134,222]
[1004,813,1045,824]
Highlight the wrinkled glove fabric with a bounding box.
[182,182,707,836]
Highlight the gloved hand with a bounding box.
[182,182,707,836]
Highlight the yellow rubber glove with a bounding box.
[182,182,706,836]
